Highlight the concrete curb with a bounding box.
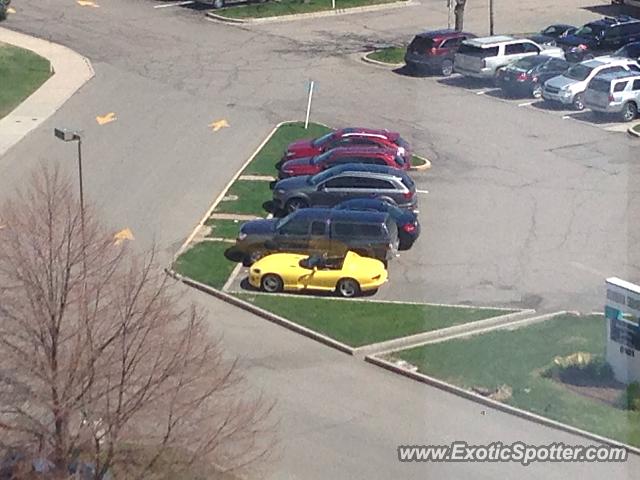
[353,308,535,356]
[0,27,95,157]
[365,354,640,457]
[627,124,640,137]
[410,155,431,171]
[206,0,416,24]
[361,51,404,69]
[166,268,356,355]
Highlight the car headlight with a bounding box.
[237,232,247,241]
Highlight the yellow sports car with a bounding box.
[248,251,388,297]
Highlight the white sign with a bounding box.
[605,277,640,384]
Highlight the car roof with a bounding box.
[595,71,639,81]
[587,56,638,67]
[336,127,399,140]
[321,163,408,178]
[547,23,574,29]
[326,146,398,157]
[294,207,390,223]
[463,35,517,46]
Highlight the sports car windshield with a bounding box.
[311,132,334,147]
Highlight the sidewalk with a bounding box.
[0,27,94,156]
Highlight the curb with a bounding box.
[0,27,95,157]
[627,124,640,137]
[361,51,404,69]
[353,308,535,356]
[410,155,431,171]
[206,0,415,24]
[365,354,640,457]
[166,268,356,355]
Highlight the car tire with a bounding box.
[261,274,283,293]
[336,278,361,298]
[441,60,454,77]
[285,197,308,213]
[572,93,585,111]
[621,102,637,122]
[531,84,543,99]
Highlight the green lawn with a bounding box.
[394,314,640,447]
[367,47,405,65]
[173,242,237,290]
[213,180,272,217]
[217,0,402,19]
[411,155,428,167]
[237,293,512,347]
[243,122,331,176]
[633,123,640,135]
[205,218,242,239]
[0,42,52,119]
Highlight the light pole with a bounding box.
[54,128,85,239]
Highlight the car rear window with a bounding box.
[332,222,381,237]
[589,77,611,93]
[408,36,435,52]
[400,174,415,190]
[457,44,499,57]
[566,64,593,81]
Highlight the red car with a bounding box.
[282,127,411,165]
[278,146,408,178]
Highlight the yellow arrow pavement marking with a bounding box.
[96,112,116,125]
[7,7,16,13]
[77,0,99,7]
[209,119,229,132]
[113,228,134,246]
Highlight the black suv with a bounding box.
[230,208,400,266]
[557,16,640,52]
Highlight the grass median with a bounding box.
[217,0,403,19]
[236,293,511,347]
[0,42,52,119]
[391,313,640,447]
[173,241,236,290]
[366,47,405,65]
[213,180,272,217]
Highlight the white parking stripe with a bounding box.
[154,1,195,8]
[518,101,535,107]
[416,189,429,194]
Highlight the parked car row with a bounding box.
[403,14,640,122]
[227,128,424,297]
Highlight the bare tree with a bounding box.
[454,0,467,31]
[0,166,274,479]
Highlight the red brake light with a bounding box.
[402,223,417,233]
[430,47,437,54]
[402,191,414,200]
[517,72,528,81]
[609,94,615,102]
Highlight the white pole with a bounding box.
[304,81,314,129]
[447,0,452,29]
[332,0,335,9]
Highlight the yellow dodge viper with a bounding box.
[248,251,388,297]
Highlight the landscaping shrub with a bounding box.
[542,353,615,386]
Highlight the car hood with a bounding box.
[545,74,577,89]
[273,174,313,192]
[240,218,278,236]
[280,156,317,174]
[557,34,591,48]
[285,139,317,157]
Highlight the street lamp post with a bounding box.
[54,128,85,240]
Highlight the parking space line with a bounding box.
[518,101,535,107]
[416,189,429,194]
[153,1,195,8]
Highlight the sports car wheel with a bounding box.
[336,278,361,298]
[261,274,283,293]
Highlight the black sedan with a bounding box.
[496,55,570,98]
[333,198,420,250]
[528,24,576,46]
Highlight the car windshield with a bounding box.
[565,64,593,80]
[311,150,333,165]
[574,24,604,38]
[408,36,435,52]
[311,131,335,147]
[308,168,336,185]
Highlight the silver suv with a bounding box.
[454,36,565,80]
[585,71,640,121]
[542,56,640,110]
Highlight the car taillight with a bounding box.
[532,76,538,82]
[609,94,615,102]
[517,72,528,81]
[430,47,437,54]
[402,223,417,234]
[403,191,414,200]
